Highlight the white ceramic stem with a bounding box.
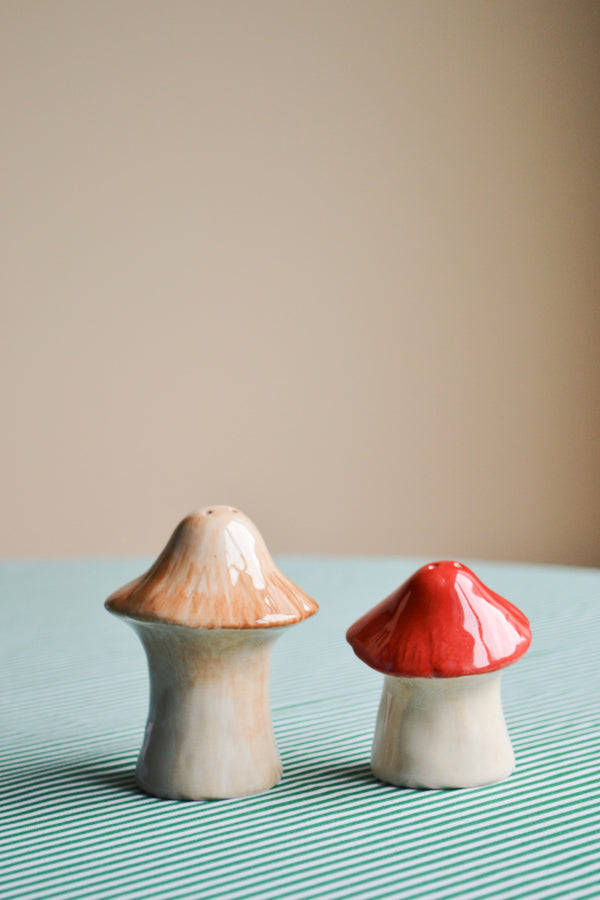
[130,621,283,800]
[371,672,515,789]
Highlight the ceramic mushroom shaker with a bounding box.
[347,561,531,789]
[105,506,318,800]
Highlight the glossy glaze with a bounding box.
[346,561,531,789]
[372,672,514,788]
[346,560,531,678]
[105,506,318,800]
[133,623,283,800]
[106,506,318,629]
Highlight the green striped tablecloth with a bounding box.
[1,557,599,899]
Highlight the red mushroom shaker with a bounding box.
[346,561,531,788]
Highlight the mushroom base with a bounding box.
[371,672,515,789]
[131,622,283,800]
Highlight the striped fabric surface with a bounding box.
[1,557,599,899]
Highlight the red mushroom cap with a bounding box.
[346,561,531,678]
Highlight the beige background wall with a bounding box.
[1,1,599,565]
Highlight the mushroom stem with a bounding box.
[131,621,283,800]
[372,672,515,789]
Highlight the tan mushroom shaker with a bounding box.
[106,506,318,800]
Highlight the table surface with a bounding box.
[1,556,599,900]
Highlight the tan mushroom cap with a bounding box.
[105,506,318,629]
